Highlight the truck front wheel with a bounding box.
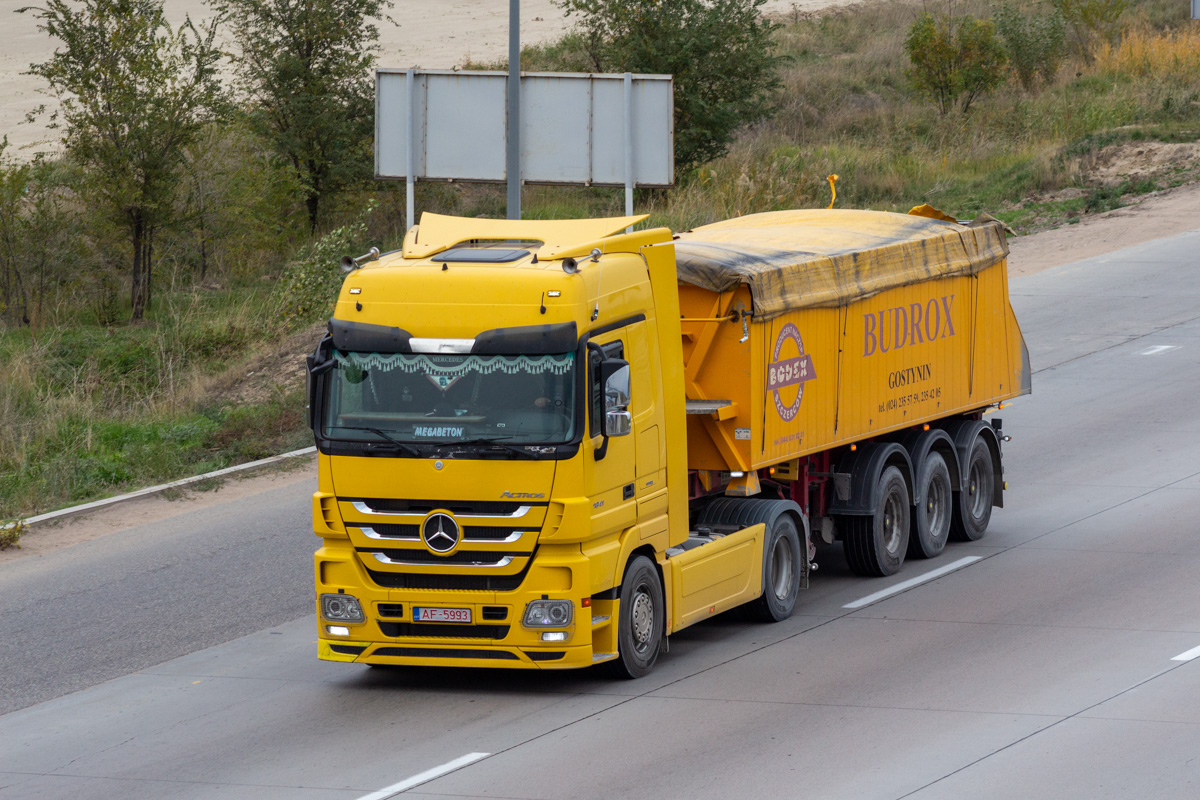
[843,465,910,577]
[609,556,664,679]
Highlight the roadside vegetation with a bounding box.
[1,0,1197,523]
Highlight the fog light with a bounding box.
[327,625,349,636]
[321,593,364,623]
[523,599,573,628]
[541,631,567,642]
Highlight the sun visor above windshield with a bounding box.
[472,322,578,354]
[329,319,413,353]
[329,319,577,355]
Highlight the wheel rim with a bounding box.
[630,584,655,655]
[769,535,794,600]
[927,473,948,534]
[882,490,904,556]
[967,460,989,521]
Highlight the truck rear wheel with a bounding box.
[609,556,664,679]
[843,466,910,577]
[752,514,802,622]
[951,437,994,541]
[908,451,952,559]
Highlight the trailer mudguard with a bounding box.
[693,497,811,590]
[827,441,913,516]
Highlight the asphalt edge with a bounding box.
[7,446,318,530]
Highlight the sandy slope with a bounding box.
[0,0,849,155]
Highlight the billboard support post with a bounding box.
[624,71,634,228]
[406,68,415,230]
[507,0,521,219]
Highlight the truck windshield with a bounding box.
[322,350,576,444]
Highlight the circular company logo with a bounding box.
[768,323,817,422]
[421,512,460,554]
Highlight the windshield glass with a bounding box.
[323,350,576,444]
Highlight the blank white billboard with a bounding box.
[376,69,674,188]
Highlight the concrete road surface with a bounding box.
[3,230,1200,799]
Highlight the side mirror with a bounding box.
[600,361,631,437]
[306,335,334,430]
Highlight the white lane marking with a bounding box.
[1171,645,1200,662]
[843,556,983,609]
[357,752,491,800]
[1140,345,1180,355]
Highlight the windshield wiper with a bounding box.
[334,426,421,457]
[442,436,537,459]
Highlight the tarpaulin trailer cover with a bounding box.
[673,208,1010,320]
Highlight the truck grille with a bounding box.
[361,523,420,538]
[355,524,530,542]
[360,548,519,566]
[354,498,540,515]
[379,622,510,640]
[366,568,528,592]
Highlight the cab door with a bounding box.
[584,330,637,540]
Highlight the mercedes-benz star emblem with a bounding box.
[422,512,460,554]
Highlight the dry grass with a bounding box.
[1096,25,1200,79]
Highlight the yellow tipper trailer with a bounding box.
[305,207,1030,677]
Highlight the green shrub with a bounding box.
[905,11,1007,115]
[273,201,375,323]
[995,3,1067,91]
[1052,0,1129,60]
[0,519,23,550]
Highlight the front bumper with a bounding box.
[315,543,618,670]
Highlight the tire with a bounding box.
[609,556,664,679]
[950,437,994,542]
[908,451,952,559]
[751,515,802,622]
[842,465,910,577]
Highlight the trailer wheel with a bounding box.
[909,451,952,559]
[843,466,910,577]
[609,556,664,679]
[752,515,802,622]
[951,437,994,541]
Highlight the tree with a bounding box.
[994,3,1067,92]
[20,0,224,321]
[1050,0,1128,62]
[905,10,1007,115]
[557,0,786,175]
[214,0,392,232]
[0,144,80,328]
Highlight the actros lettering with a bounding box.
[864,295,956,356]
[501,491,546,499]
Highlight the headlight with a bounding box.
[523,599,573,628]
[321,593,364,623]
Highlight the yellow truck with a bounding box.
[306,207,1029,677]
